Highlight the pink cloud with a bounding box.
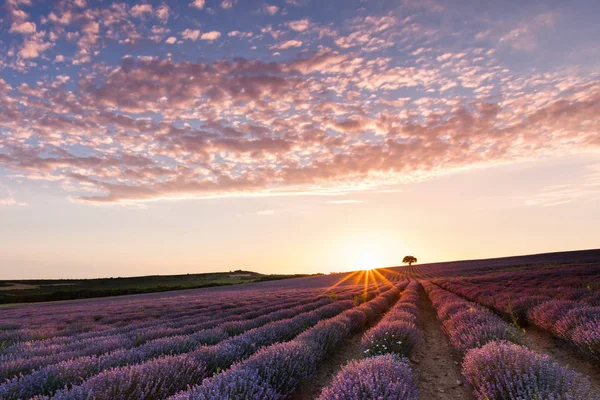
[190,0,205,9]
[271,39,302,50]
[0,4,598,206]
[201,31,222,41]
[287,19,310,32]
[182,29,201,41]
[130,4,153,18]
[19,32,52,59]
[264,5,279,15]
[9,21,37,35]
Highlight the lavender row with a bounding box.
[0,280,366,346]
[168,282,406,399]
[26,299,357,400]
[0,291,336,378]
[433,265,600,307]
[1,294,303,359]
[422,281,523,353]
[435,279,600,361]
[529,300,600,361]
[2,283,378,375]
[317,280,422,400]
[2,283,370,354]
[361,280,422,359]
[0,295,360,399]
[0,293,260,344]
[422,281,599,399]
[1,288,327,351]
[2,283,374,363]
[0,292,280,349]
[0,296,338,382]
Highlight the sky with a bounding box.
[0,0,599,279]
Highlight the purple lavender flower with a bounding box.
[527,300,583,331]
[361,321,421,358]
[554,306,600,339]
[318,354,418,400]
[462,341,599,400]
[572,319,600,361]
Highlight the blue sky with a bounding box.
[0,0,599,278]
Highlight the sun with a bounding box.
[330,234,397,274]
[358,253,380,272]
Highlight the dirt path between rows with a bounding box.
[290,331,364,400]
[413,284,472,400]
[291,297,397,399]
[524,325,600,393]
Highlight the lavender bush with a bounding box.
[462,341,599,400]
[318,355,418,400]
[572,320,600,361]
[443,309,523,352]
[361,321,421,358]
[527,300,583,331]
[51,354,207,400]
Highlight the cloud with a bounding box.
[182,29,201,41]
[201,31,222,41]
[271,40,302,50]
[19,32,52,59]
[0,0,598,207]
[256,209,275,215]
[287,19,310,32]
[0,198,27,206]
[9,21,37,35]
[0,186,27,207]
[264,5,279,15]
[221,0,237,9]
[190,0,205,9]
[328,200,365,204]
[500,12,557,51]
[521,164,600,207]
[130,4,153,18]
[156,5,170,22]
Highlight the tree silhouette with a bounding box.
[402,255,417,266]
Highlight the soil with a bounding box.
[290,332,364,400]
[523,325,600,393]
[413,284,473,400]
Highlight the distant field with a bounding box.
[0,270,316,304]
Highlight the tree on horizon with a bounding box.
[403,256,417,266]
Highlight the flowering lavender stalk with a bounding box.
[318,355,418,400]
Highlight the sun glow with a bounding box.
[350,242,389,272]
[359,255,379,272]
[325,232,405,274]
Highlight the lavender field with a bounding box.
[1,250,599,400]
